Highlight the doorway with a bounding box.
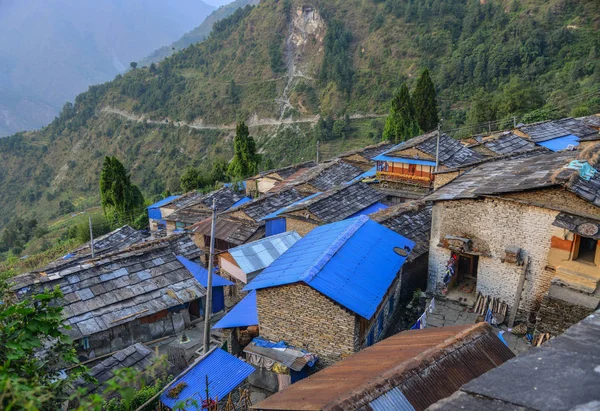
[447,252,478,305]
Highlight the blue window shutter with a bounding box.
[367,329,374,346]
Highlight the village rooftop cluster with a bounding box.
[11,115,600,410]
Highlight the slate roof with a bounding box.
[519,118,598,143]
[304,159,365,190]
[164,187,246,224]
[429,310,600,411]
[76,343,163,396]
[282,181,386,224]
[381,132,484,168]
[160,190,205,210]
[45,226,147,272]
[338,142,396,161]
[192,217,264,246]
[251,161,317,180]
[578,114,600,129]
[371,202,432,262]
[425,150,600,208]
[226,188,305,222]
[252,323,514,411]
[481,132,537,155]
[13,239,206,340]
[244,216,415,320]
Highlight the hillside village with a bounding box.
[8,114,600,410]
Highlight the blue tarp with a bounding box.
[261,192,322,221]
[537,134,580,152]
[177,256,234,287]
[349,166,377,183]
[62,253,76,260]
[160,348,254,409]
[347,202,388,219]
[266,218,287,237]
[244,216,415,319]
[372,154,437,165]
[147,195,180,220]
[229,196,252,210]
[213,290,258,329]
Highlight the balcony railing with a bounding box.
[376,171,434,187]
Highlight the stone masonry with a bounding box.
[256,283,356,368]
[428,197,558,317]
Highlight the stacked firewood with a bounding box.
[473,292,508,318]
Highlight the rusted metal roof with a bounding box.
[251,323,514,411]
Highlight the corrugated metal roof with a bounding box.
[537,134,580,151]
[244,216,414,319]
[229,231,301,274]
[370,387,415,411]
[212,290,258,329]
[160,348,254,409]
[349,166,377,183]
[177,255,234,287]
[251,323,514,411]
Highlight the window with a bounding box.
[574,235,599,264]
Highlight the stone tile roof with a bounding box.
[226,188,305,222]
[298,159,364,191]
[519,117,598,143]
[161,190,205,210]
[12,236,206,340]
[429,310,600,411]
[371,202,432,261]
[578,114,600,129]
[193,216,264,246]
[283,182,385,224]
[45,225,147,271]
[481,132,537,155]
[164,187,245,224]
[385,132,484,168]
[425,149,600,208]
[76,343,163,395]
[338,142,396,160]
[250,161,317,180]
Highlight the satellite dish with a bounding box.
[394,247,409,257]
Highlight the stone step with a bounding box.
[554,267,599,294]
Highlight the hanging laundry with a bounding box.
[277,374,292,391]
[411,319,421,330]
[420,313,427,329]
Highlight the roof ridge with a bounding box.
[299,215,369,283]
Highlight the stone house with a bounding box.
[12,234,207,359]
[515,117,598,152]
[373,131,484,202]
[147,195,181,232]
[335,141,395,171]
[245,161,316,196]
[267,181,387,236]
[162,186,248,234]
[425,147,600,329]
[244,216,415,368]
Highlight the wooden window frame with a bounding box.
[571,234,600,266]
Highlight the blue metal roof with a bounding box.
[147,195,181,220]
[244,216,415,319]
[177,256,234,287]
[229,231,301,274]
[212,290,258,329]
[537,134,580,152]
[372,154,437,165]
[349,166,377,183]
[347,201,388,219]
[160,348,254,409]
[261,192,322,221]
[229,196,252,210]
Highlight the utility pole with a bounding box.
[435,121,442,172]
[203,198,217,354]
[513,116,517,128]
[89,216,95,258]
[316,140,320,165]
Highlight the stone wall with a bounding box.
[536,293,595,335]
[428,198,558,316]
[285,216,318,237]
[256,283,356,367]
[433,171,460,189]
[505,188,600,220]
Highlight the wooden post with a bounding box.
[203,198,217,354]
[508,256,529,328]
[89,216,95,258]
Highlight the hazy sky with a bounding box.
[202,0,235,7]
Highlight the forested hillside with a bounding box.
[1,0,599,233]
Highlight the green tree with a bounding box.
[99,157,145,226]
[210,159,229,184]
[413,69,439,132]
[227,122,261,178]
[180,168,203,192]
[383,84,421,143]
[129,62,137,70]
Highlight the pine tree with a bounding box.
[383,84,421,143]
[99,156,145,226]
[413,69,439,132]
[227,122,261,178]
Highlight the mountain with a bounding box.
[0,0,599,231]
[0,0,215,137]
[140,0,260,67]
